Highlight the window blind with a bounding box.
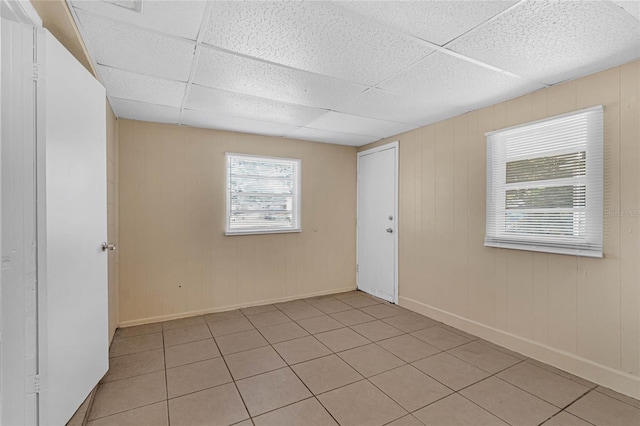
[226,153,301,235]
[485,105,603,257]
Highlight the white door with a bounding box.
[357,142,398,303]
[40,30,108,425]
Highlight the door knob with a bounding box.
[101,242,116,251]
[386,228,393,233]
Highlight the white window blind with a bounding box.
[226,153,301,235]
[485,106,603,257]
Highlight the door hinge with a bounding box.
[26,374,46,394]
[356,264,359,272]
[33,64,40,81]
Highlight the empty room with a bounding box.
[1,0,639,425]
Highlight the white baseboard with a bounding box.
[118,286,357,328]
[399,295,640,400]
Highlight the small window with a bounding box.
[485,106,603,257]
[226,153,301,235]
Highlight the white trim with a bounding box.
[399,295,640,400]
[357,141,399,304]
[117,285,357,327]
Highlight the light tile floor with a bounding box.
[80,290,640,426]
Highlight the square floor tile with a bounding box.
[412,352,490,391]
[215,329,268,355]
[163,324,212,347]
[318,380,407,426]
[109,333,163,358]
[87,401,168,426]
[273,335,332,365]
[461,377,559,426]
[241,304,277,316]
[342,296,380,308]
[377,334,440,363]
[102,349,164,383]
[542,411,593,426]
[168,383,249,426]
[410,325,471,350]
[280,304,325,320]
[477,339,528,360]
[351,320,404,341]
[566,390,640,426]
[166,357,232,398]
[359,304,402,319]
[314,300,352,314]
[165,338,220,368]
[224,345,286,380]
[252,397,338,426]
[413,393,509,426]
[333,291,361,300]
[259,321,309,344]
[314,327,371,352]
[208,317,255,337]
[447,340,521,373]
[114,323,163,339]
[385,415,424,426]
[297,315,344,334]
[330,309,376,326]
[292,354,363,394]
[370,365,452,411]
[89,371,166,419]
[497,362,590,407]
[439,324,479,341]
[236,368,312,417]
[204,309,244,323]
[338,344,405,377]
[383,314,438,333]
[162,315,206,331]
[527,359,596,388]
[595,386,640,409]
[248,310,292,328]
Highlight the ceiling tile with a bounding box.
[110,98,181,124]
[285,127,377,147]
[377,52,545,117]
[70,0,206,40]
[97,65,186,108]
[307,111,416,138]
[181,109,299,137]
[201,1,432,85]
[612,1,640,21]
[185,84,326,127]
[74,9,195,81]
[448,0,640,85]
[194,46,367,109]
[333,0,518,46]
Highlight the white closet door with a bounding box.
[42,29,108,426]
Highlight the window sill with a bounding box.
[225,228,302,236]
[484,240,602,258]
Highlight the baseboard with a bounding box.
[118,285,357,328]
[399,295,640,400]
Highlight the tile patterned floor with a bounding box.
[80,290,640,426]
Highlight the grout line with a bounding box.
[162,324,169,425]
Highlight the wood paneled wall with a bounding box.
[118,121,357,325]
[362,61,640,397]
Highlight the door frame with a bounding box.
[356,141,399,304]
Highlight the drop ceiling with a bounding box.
[68,0,640,147]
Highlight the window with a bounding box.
[485,106,603,257]
[226,153,301,235]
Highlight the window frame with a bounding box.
[225,152,302,236]
[484,105,604,258]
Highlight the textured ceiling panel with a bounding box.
[181,109,300,137]
[333,0,518,46]
[70,0,205,40]
[307,111,416,138]
[194,46,367,109]
[185,84,326,127]
[74,9,195,81]
[449,0,640,85]
[201,1,432,85]
[612,0,640,21]
[110,98,181,123]
[378,52,545,115]
[284,127,377,147]
[97,65,186,108]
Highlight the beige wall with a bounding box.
[117,120,357,325]
[361,61,640,398]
